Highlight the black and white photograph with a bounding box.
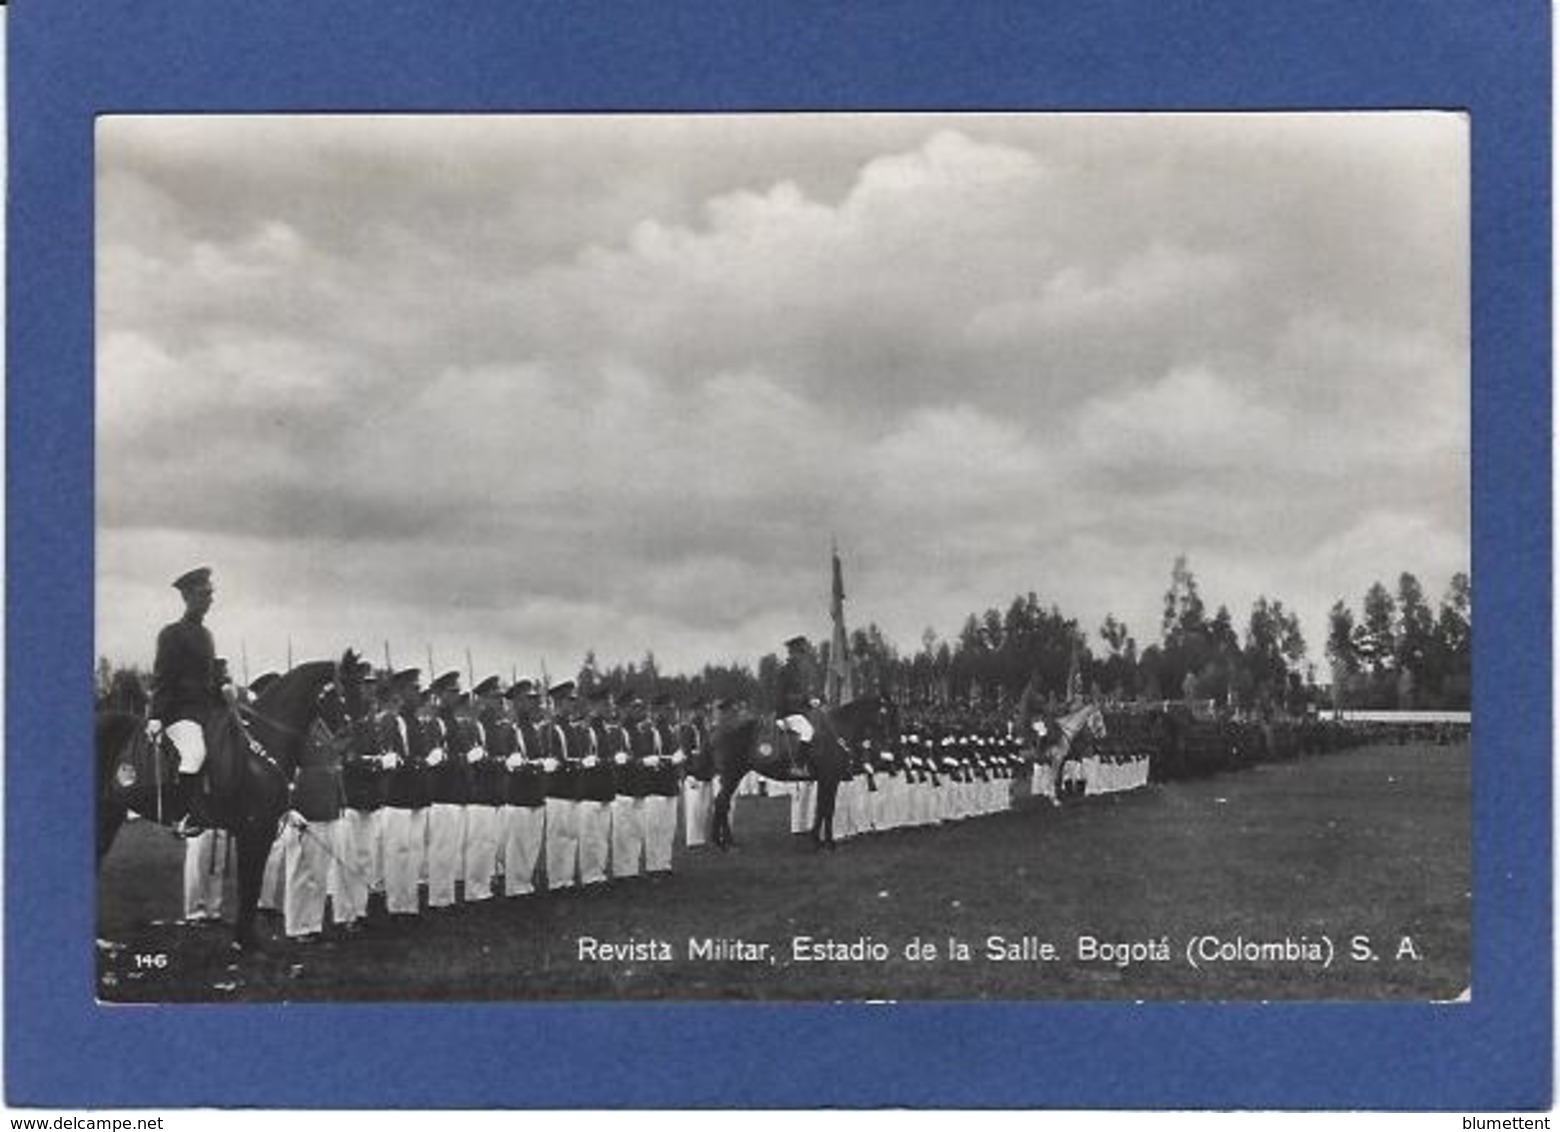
[93,112,1471,1004]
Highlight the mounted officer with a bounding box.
[776,635,819,769]
[147,566,227,837]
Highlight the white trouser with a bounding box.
[331,809,377,922]
[610,796,644,878]
[544,798,580,889]
[836,778,857,839]
[780,714,814,742]
[426,803,465,907]
[644,795,676,873]
[183,829,226,921]
[501,805,546,896]
[369,809,386,891]
[327,817,368,924]
[463,806,499,901]
[167,719,207,774]
[869,777,889,830]
[578,800,611,885]
[683,779,714,847]
[790,780,816,833]
[871,777,893,831]
[259,836,285,911]
[282,820,329,938]
[381,806,427,915]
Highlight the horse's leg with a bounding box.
[816,778,838,849]
[97,799,127,868]
[711,777,731,850]
[232,818,273,953]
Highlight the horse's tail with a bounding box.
[96,711,143,865]
[96,711,140,777]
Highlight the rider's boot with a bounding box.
[172,772,213,838]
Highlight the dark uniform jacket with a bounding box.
[386,707,431,810]
[681,719,711,782]
[621,721,653,798]
[342,714,387,810]
[543,719,582,801]
[152,614,221,723]
[579,718,616,803]
[776,655,818,718]
[473,709,510,805]
[650,719,680,797]
[428,711,471,805]
[506,718,547,807]
[290,682,348,822]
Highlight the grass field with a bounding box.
[97,741,1469,1002]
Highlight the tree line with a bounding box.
[1325,571,1470,710]
[495,557,1473,716]
[95,558,1472,716]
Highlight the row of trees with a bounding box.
[1325,572,1471,709]
[837,556,1317,714]
[581,557,1471,716]
[97,558,1473,717]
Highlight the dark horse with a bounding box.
[708,696,891,850]
[96,656,362,953]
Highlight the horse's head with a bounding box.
[246,659,342,772]
[335,649,372,722]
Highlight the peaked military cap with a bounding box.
[548,679,576,699]
[473,675,502,697]
[172,566,213,592]
[505,678,537,699]
[429,670,461,694]
[784,635,809,650]
[393,667,421,686]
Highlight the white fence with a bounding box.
[1335,710,1471,725]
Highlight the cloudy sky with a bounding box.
[96,113,1468,679]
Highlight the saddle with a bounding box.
[106,726,180,820]
[202,708,254,805]
[755,715,820,780]
[106,709,258,825]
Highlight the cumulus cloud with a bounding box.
[96,113,1469,675]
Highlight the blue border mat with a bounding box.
[7,0,1550,1109]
